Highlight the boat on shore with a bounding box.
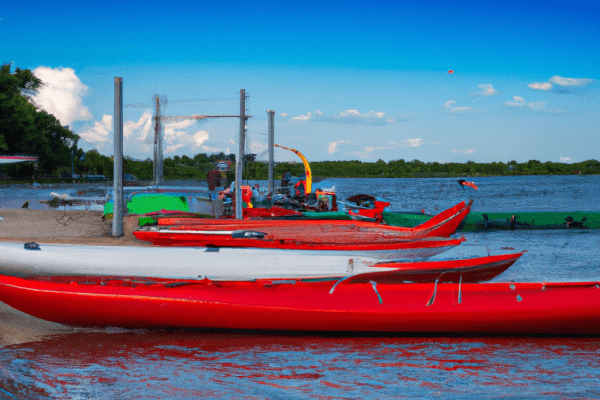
[150,200,473,236]
[1,272,598,334]
[0,248,522,283]
[132,232,465,261]
[0,239,467,281]
[134,200,470,257]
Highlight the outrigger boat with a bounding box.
[0,239,470,281]
[1,270,599,334]
[0,242,522,282]
[150,200,473,237]
[132,232,466,261]
[135,200,470,253]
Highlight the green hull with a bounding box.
[104,194,190,226]
[382,211,600,231]
[307,211,600,230]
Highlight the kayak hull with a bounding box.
[0,240,464,280]
[157,200,472,239]
[382,211,600,231]
[133,229,465,260]
[0,274,598,334]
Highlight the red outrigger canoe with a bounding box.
[157,200,472,239]
[1,269,599,335]
[133,230,465,259]
[136,201,472,249]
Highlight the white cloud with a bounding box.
[549,75,593,87]
[445,100,456,108]
[291,109,404,125]
[249,141,268,154]
[164,119,197,142]
[528,82,552,90]
[165,144,185,154]
[316,109,399,125]
[31,66,93,126]
[328,140,349,154]
[78,114,112,144]
[505,96,545,110]
[350,138,430,160]
[200,145,222,153]
[281,113,288,117]
[471,83,499,96]
[351,150,373,160]
[450,106,472,113]
[291,112,311,121]
[559,156,570,162]
[388,139,424,148]
[192,131,210,149]
[77,110,233,159]
[452,149,475,154]
[405,138,423,147]
[124,110,153,141]
[528,75,594,91]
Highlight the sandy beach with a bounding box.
[0,209,149,246]
[0,209,151,347]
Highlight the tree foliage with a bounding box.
[0,63,79,176]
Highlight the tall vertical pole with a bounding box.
[267,110,275,196]
[112,77,124,237]
[235,89,246,219]
[157,112,163,186]
[153,95,163,186]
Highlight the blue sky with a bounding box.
[2,0,598,163]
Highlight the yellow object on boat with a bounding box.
[275,144,312,194]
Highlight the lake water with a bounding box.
[1,175,600,399]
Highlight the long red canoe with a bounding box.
[136,201,472,249]
[1,272,598,334]
[157,200,473,239]
[133,229,464,259]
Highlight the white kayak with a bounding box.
[0,241,418,281]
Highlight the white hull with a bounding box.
[0,241,416,281]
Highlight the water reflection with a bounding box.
[3,331,600,399]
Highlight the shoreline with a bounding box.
[0,209,151,347]
[0,209,149,246]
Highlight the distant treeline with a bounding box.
[245,158,600,179]
[5,150,597,183]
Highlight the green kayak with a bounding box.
[304,210,600,230]
[382,211,600,230]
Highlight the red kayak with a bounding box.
[1,271,599,334]
[141,201,473,249]
[133,229,465,260]
[158,200,472,239]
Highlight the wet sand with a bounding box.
[0,209,150,347]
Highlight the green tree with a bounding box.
[0,63,79,176]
